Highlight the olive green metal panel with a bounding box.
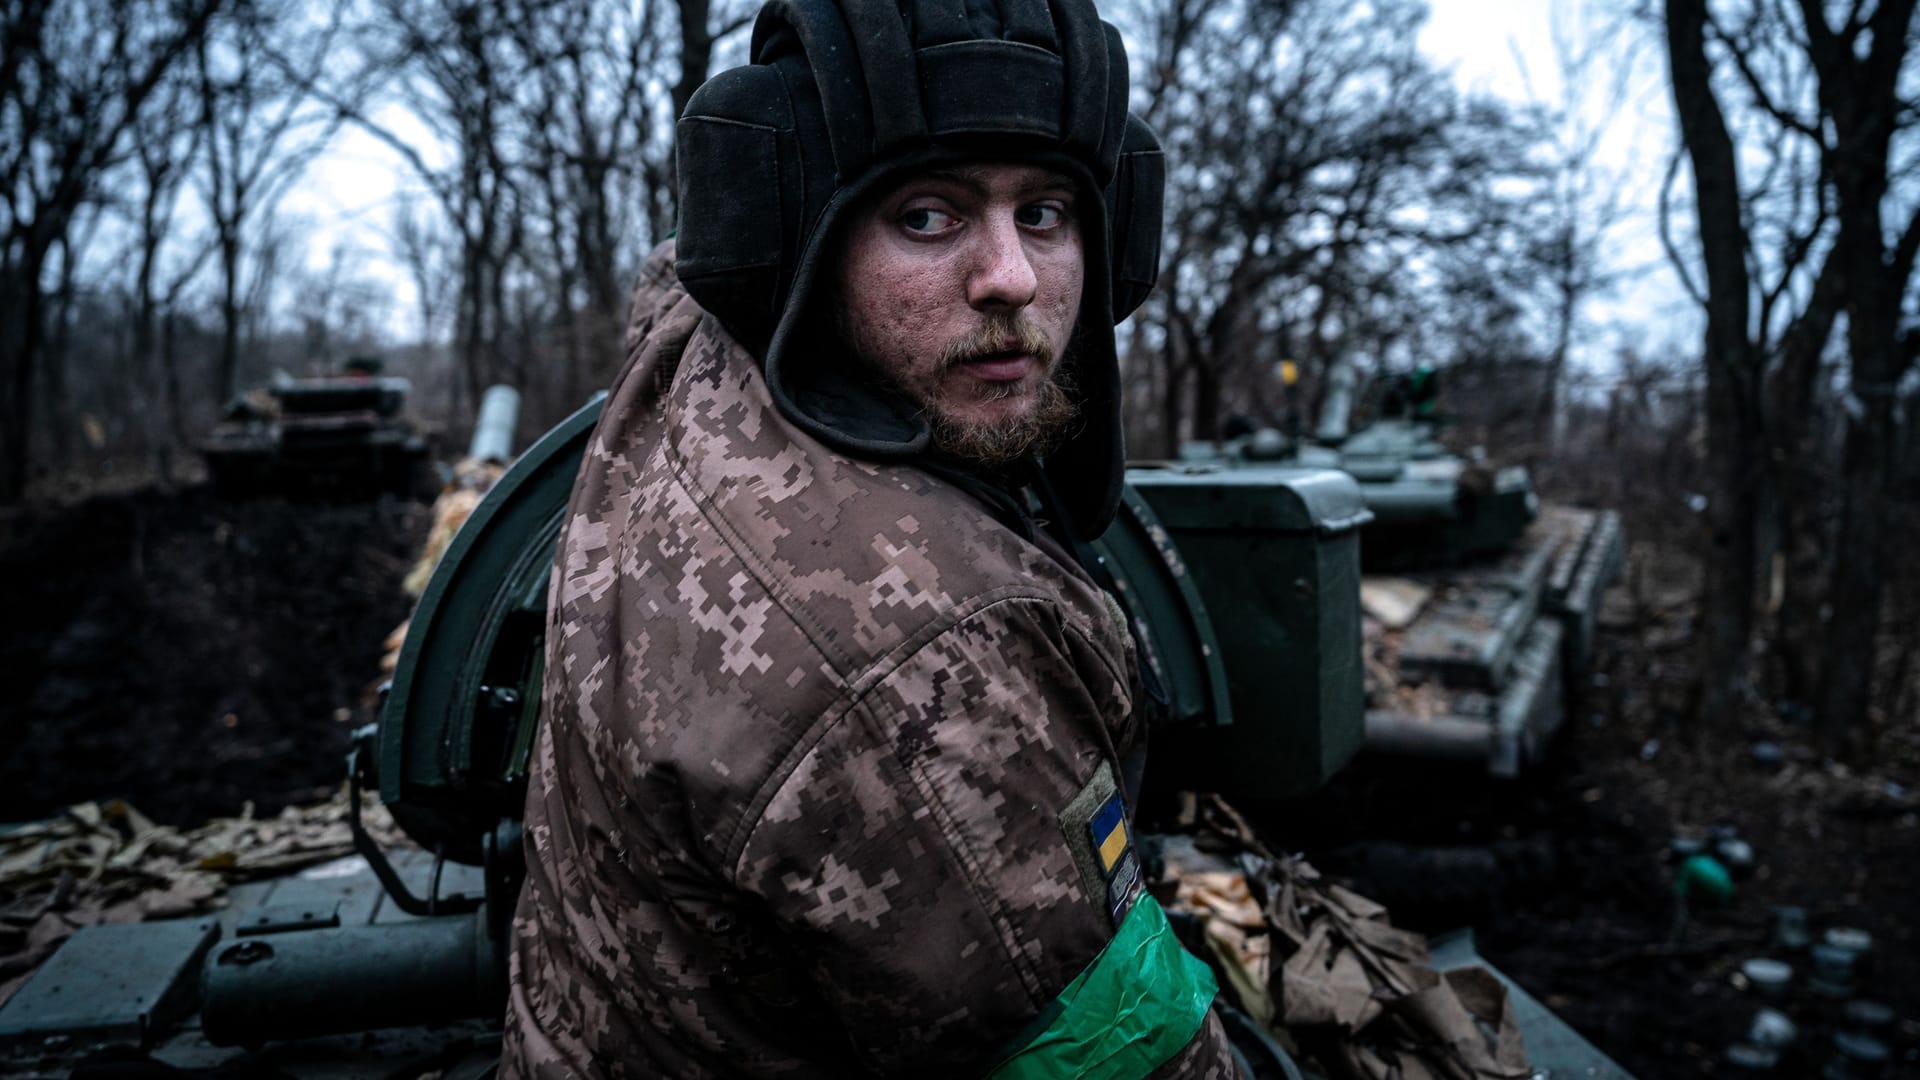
[379,394,606,864]
[1351,465,1536,568]
[1127,467,1370,799]
[1092,488,1232,728]
[1169,425,1540,569]
[1120,466,1375,533]
[0,920,218,1045]
[1429,929,1634,1079]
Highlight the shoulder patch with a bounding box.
[1059,761,1142,927]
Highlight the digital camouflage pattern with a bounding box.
[502,244,1234,1078]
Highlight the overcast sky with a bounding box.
[1420,0,1701,375]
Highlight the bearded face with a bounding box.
[833,162,1085,469]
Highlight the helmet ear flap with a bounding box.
[1107,114,1165,322]
[675,64,802,347]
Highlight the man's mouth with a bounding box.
[962,350,1035,383]
[957,340,1042,383]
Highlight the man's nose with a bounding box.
[966,212,1038,310]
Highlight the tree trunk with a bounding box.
[458,252,485,417]
[1799,0,1917,744]
[162,308,187,448]
[1667,0,1764,729]
[43,236,80,467]
[1158,360,1186,459]
[0,268,46,502]
[1816,387,1894,744]
[1767,261,1843,703]
[1192,360,1224,445]
[1539,234,1577,454]
[1696,349,1764,727]
[1771,415,1829,702]
[217,235,241,400]
[672,0,715,128]
[1814,223,1907,745]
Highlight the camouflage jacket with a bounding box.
[503,244,1234,1079]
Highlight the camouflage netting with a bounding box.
[378,455,509,679]
[1161,795,1531,1080]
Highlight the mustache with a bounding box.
[937,316,1054,370]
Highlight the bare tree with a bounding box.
[1697,1,1846,705]
[504,0,678,415]
[1663,0,1917,737]
[1667,0,1796,731]
[331,0,527,415]
[196,0,344,400]
[1117,0,1549,454]
[125,64,210,474]
[334,0,751,427]
[0,0,223,501]
[1795,0,1920,741]
[39,205,107,465]
[1515,2,1637,455]
[391,195,457,353]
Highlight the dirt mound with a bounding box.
[0,486,428,827]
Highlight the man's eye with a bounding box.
[900,207,956,234]
[1017,204,1069,229]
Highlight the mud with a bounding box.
[1270,619,1920,1078]
[1,487,428,826]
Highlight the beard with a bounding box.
[920,315,1082,469]
[925,371,1079,468]
[838,309,1083,471]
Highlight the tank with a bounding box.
[1178,366,1624,778]
[0,394,1629,1077]
[200,361,432,499]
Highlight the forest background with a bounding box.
[2,0,1916,746]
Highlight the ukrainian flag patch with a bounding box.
[1090,795,1129,873]
[1059,762,1142,927]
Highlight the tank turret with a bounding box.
[1175,364,1622,777]
[200,363,432,499]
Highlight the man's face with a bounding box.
[835,162,1084,467]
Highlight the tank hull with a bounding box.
[200,377,432,499]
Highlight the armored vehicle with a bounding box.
[200,362,432,499]
[1179,367,1624,778]
[0,395,1629,1077]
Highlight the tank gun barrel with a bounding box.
[469,385,522,464]
[1316,346,1358,444]
[200,909,501,1046]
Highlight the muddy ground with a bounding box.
[1275,608,1920,1078]
[1,483,1914,1078]
[0,487,427,826]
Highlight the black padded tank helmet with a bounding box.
[674,0,1164,541]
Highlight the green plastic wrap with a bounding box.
[988,895,1219,1079]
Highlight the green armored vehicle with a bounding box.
[0,396,1629,1077]
[1177,366,1624,778]
[200,360,432,498]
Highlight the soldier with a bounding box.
[503,0,1237,1076]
